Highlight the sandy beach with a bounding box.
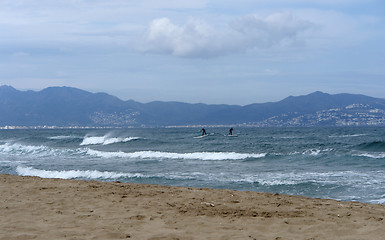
[1,174,384,240]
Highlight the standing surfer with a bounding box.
[201,128,207,136]
[229,128,233,135]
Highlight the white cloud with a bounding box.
[231,13,315,48]
[142,18,232,58]
[142,12,315,58]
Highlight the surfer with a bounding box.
[229,128,233,135]
[201,128,207,136]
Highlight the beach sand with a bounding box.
[1,174,384,240]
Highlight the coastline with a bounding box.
[1,174,384,240]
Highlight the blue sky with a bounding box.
[0,0,384,105]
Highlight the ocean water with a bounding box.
[0,127,384,204]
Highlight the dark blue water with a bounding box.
[0,127,384,204]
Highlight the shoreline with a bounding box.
[1,174,384,240]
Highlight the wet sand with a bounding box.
[1,174,384,240]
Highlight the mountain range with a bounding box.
[1,85,385,127]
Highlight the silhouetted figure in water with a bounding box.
[229,128,233,135]
[201,128,207,136]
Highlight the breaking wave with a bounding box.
[16,166,143,179]
[80,136,140,146]
[0,142,266,161]
[15,166,200,180]
[353,152,385,159]
[86,149,266,160]
[0,143,55,156]
[16,166,383,189]
[0,143,87,157]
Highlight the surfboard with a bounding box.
[227,134,238,137]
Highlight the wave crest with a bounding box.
[0,143,52,155]
[80,136,140,146]
[356,141,385,152]
[86,149,266,160]
[353,153,385,159]
[15,166,197,180]
[0,143,88,158]
[16,166,143,179]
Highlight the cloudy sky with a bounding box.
[1,0,384,105]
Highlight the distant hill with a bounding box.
[1,85,385,127]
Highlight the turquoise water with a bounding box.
[1,127,384,204]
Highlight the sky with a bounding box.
[0,0,384,105]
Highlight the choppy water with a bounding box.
[1,127,384,204]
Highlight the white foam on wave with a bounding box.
[368,198,385,205]
[329,134,367,138]
[219,172,301,185]
[353,153,385,159]
[301,148,334,156]
[86,149,266,160]
[16,166,144,179]
[13,166,301,183]
[0,142,266,161]
[14,166,385,196]
[285,149,334,156]
[206,173,299,185]
[80,136,140,146]
[15,166,197,180]
[216,170,385,187]
[48,135,82,140]
[276,136,304,139]
[0,143,88,158]
[260,170,385,186]
[0,143,52,155]
[304,149,321,156]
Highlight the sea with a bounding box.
[0,127,384,204]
